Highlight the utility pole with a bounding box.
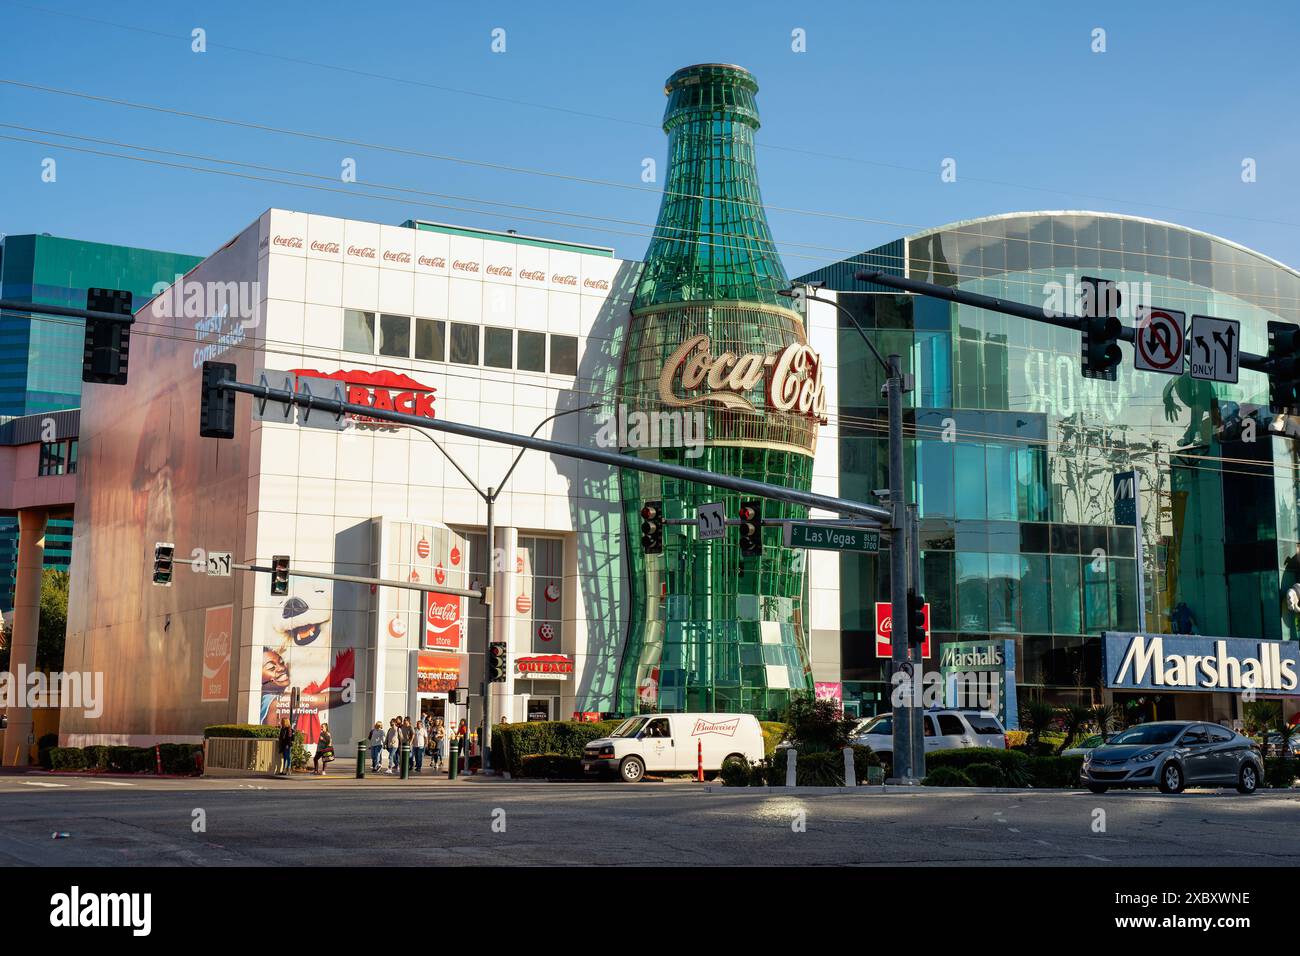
[886,354,920,784]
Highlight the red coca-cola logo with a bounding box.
[551,273,577,286]
[486,264,513,277]
[583,277,609,290]
[519,269,545,282]
[417,255,447,268]
[273,234,303,249]
[452,260,480,273]
[383,250,412,264]
[310,240,340,254]
[346,245,376,260]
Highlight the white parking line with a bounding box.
[20,781,68,788]
[80,780,134,787]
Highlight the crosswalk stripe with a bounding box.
[21,781,68,788]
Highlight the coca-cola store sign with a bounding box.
[425,592,463,649]
[657,333,828,422]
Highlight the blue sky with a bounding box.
[1,0,1297,275]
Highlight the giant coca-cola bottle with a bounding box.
[614,64,827,718]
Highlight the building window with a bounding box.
[450,322,480,365]
[379,314,411,357]
[343,309,375,354]
[484,327,513,369]
[517,330,546,372]
[518,535,564,654]
[38,440,73,476]
[415,318,445,362]
[549,334,578,375]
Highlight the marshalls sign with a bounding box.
[1103,632,1299,695]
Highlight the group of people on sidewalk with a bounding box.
[368,715,469,774]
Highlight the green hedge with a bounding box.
[46,744,203,775]
[965,762,1007,787]
[204,723,280,739]
[923,766,974,787]
[1026,755,1085,788]
[766,746,879,787]
[518,753,585,780]
[1266,758,1297,789]
[490,720,623,777]
[926,748,1032,787]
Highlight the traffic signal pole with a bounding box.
[886,354,921,784]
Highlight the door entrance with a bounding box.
[420,694,447,724]
[526,698,554,722]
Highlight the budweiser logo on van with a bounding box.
[272,234,303,249]
[346,245,376,260]
[691,718,740,737]
[452,260,480,273]
[382,250,412,264]
[520,269,546,282]
[583,277,609,290]
[417,255,446,268]
[486,264,513,277]
[551,273,577,286]
[310,240,340,254]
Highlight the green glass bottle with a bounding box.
[614,64,828,718]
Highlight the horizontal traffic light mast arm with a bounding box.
[237,562,485,600]
[853,270,1276,374]
[663,517,885,528]
[0,299,136,326]
[220,375,892,523]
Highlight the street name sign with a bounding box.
[785,522,880,552]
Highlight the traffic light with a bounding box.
[1268,321,1300,415]
[640,500,663,555]
[270,554,290,596]
[152,542,175,586]
[1079,276,1123,381]
[0,714,7,730]
[489,642,509,683]
[82,288,132,385]
[200,360,237,439]
[906,589,927,646]
[738,499,763,557]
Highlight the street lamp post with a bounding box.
[413,402,600,773]
[779,285,923,784]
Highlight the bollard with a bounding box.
[154,745,163,775]
[356,741,366,779]
[785,748,797,787]
[696,740,704,782]
[842,746,856,787]
[448,740,459,780]
[400,743,411,780]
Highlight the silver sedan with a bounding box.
[1080,721,1262,795]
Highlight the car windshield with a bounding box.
[1076,734,1104,749]
[857,715,892,736]
[1108,724,1182,746]
[609,718,648,738]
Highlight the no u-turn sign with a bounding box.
[1134,306,1186,375]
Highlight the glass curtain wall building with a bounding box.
[0,234,201,609]
[614,64,819,718]
[798,211,1300,717]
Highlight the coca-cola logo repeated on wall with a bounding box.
[310,240,341,254]
[417,255,447,269]
[519,269,546,283]
[346,245,377,261]
[382,250,412,264]
[272,234,303,250]
[486,264,513,277]
[452,260,480,273]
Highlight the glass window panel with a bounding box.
[954,444,986,518]
[415,318,445,362]
[550,334,578,375]
[989,553,1020,632]
[517,330,546,372]
[1050,554,1082,635]
[1083,558,1111,631]
[378,314,411,357]
[986,443,1016,520]
[917,437,954,518]
[955,552,989,632]
[1021,554,1051,633]
[450,322,480,365]
[343,309,375,354]
[484,326,513,369]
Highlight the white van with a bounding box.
[582,713,765,782]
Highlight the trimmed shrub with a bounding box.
[923,766,974,787]
[49,747,87,771]
[926,748,1032,787]
[204,724,280,739]
[83,745,110,770]
[769,745,879,786]
[1265,758,1297,789]
[718,756,752,787]
[157,743,203,775]
[1026,755,1086,789]
[490,720,624,777]
[965,762,1007,788]
[518,753,584,779]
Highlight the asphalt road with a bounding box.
[0,773,1296,866]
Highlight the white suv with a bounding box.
[852,709,1007,775]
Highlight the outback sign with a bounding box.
[1103,632,1299,695]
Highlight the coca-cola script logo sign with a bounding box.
[425,592,463,649]
[657,333,828,422]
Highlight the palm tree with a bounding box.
[1020,699,1058,754]
[1088,703,1119,739]
[1057,704,1095,755]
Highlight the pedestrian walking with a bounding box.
[432,718,445,770]
[412,720,428,773]
[313,723,335,775]
[368,721,385,772]
[385,719,401,774]
[277,717,294,775]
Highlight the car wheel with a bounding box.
[1087,784,1108,794]
[619,756,645,783]
[1236,763,1259,795]
[1158,762,1185,794]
